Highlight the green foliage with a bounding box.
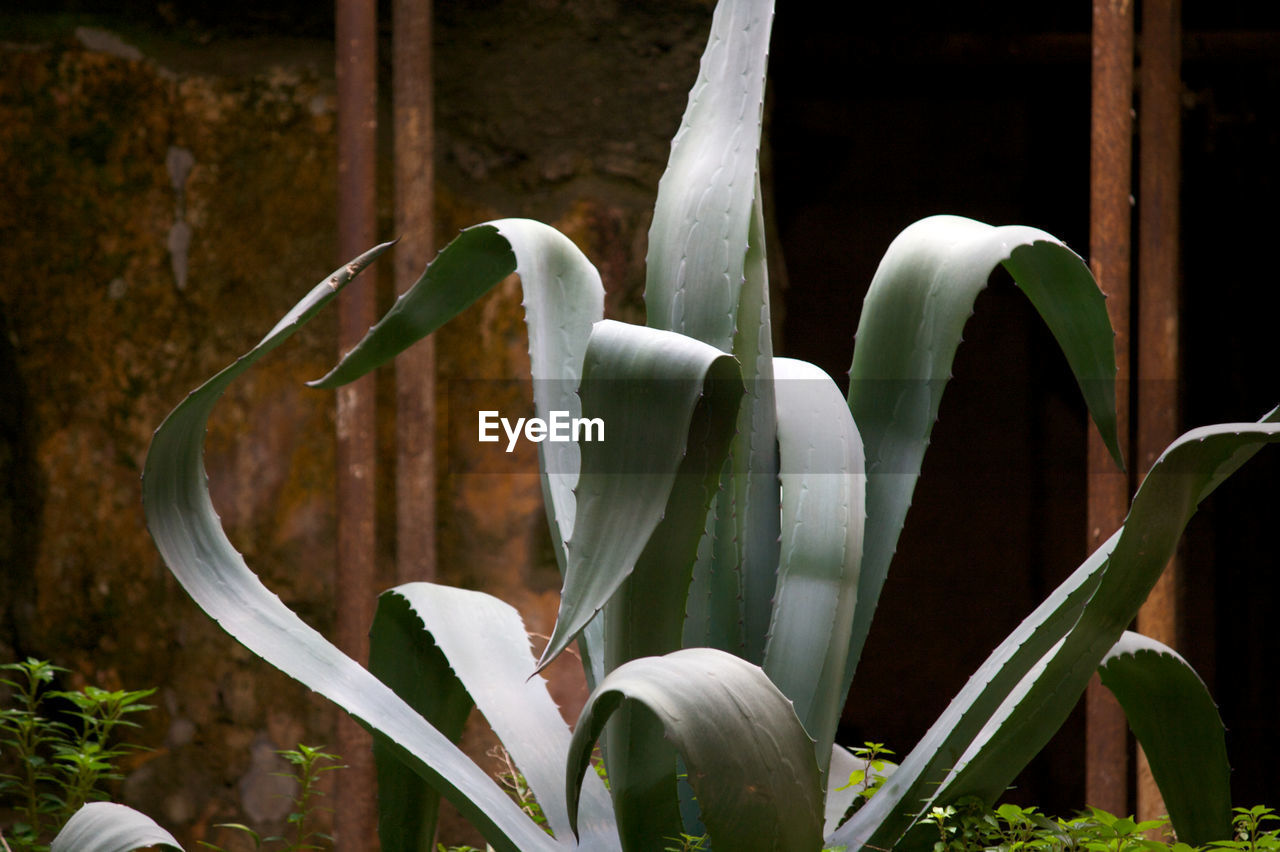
[68,0,1280,849]
[835,743,896,811]
[487,745,549,834]
[914,802,1280,852]
[0,659,154,851]
[1212,807,1280,852]
[197,744,344,852]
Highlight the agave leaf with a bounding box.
[1098,631,1231,845]
[374,583,617,848]
[370,590,473,852]
[645,0,775,354]
[764,357,864,780]
[832,416,1280,851]
[309,217,606,689]
[845,215,1123,705]
[566,648,823,852]
[686,179,782,662]
[537,320,744,671]
[142,248,561,852]
[310,218,604,565]
[519,320,743,844]
[647,0,779,663]
[832,537,1113,851]
[51,802,183,852]
[731,178,782,663]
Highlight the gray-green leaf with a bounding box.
[566,648,823,852]
[1099,630,1231,845]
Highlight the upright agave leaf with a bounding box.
[645,0,774,351]
[764,357,864,780]
[370,590,473,851]
[645,0,781,666]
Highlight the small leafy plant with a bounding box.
[55,0,1280,849]
[834,743,895,816]
[913,803,1280,852]
[0,659,154,851]
[198,744,344,852]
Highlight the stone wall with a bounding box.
[0,4,709,846]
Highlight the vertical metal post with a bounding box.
[335,0,379,846]
[1087,0,1134,818]
[394,0,437,584]
[1136,0,1182,825]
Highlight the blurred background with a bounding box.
[1,1,1277,847]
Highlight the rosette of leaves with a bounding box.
[65,0,1278,849]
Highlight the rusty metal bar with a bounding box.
[394,0,437,585]
[334,0,379,845]
[1086,0,1135,818]
[1136,0,1182,826]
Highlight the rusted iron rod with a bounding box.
[394,0,437,585]
[1136,0,1182,826]
[1086,0,1135,819]
[335,0,379,845]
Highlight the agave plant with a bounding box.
[57,0,1280,850]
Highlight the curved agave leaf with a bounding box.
[310,218,604,561]
[1099,631,1230,844]
[373,583,618,848]
[51,803,183,852]
[845,215,1123,705]
[764,357,864,780]
[309,217,607,688]
[538,320,744,671]
[832,415,1280,851]
[142,249,561,852]
[530,320,743,845]
[566,648,823,852]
